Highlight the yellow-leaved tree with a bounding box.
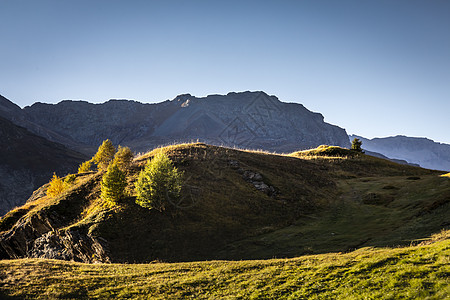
[46,173,65,197]
[78,160,93,173]
[113,145,134,173]
[93,139,116,171]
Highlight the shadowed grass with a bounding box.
[0,230,449,299]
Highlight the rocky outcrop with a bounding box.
[229,160,277,196]
[0,211,110,263]
[0,171,109,263]
[29,229,110,263]
[351,135,450,171]
[0,116,86,215]
[21,91,350,154]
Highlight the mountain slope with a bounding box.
[0,143,447,263]
[22,91,350,154]
[0,116,87,215]
[350,134,450,171]
[0,94,83,152]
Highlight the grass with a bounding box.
[1,143,449,298]
[0,230,449,299]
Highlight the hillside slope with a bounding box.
[0,143,447,263]
[0,116,86,215]
[0,230,449,299]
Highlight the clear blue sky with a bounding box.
[1,0,449,143]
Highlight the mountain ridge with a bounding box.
[350,134,450,171]
[18,91,350,154]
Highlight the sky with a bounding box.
[1,0,449,144]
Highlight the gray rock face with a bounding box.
[29,230,110,263]
[350,135,450,171]
[22,91,350,154]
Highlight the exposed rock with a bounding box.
[29,229,110,263]
[351,135,450,171]
[0,172,108,263]
[242,170,277,196]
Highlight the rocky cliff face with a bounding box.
[22,91,350,154]
[350,135,450,171]
[0,173,110,263]
[0,116,86,215]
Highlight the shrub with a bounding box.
[64,174,77,187]
[351,138,364,153]
[93,139,116,171]
[78,160,93,173]
[135,152,183,212]
[46,173,65,197]
[113,146,134,173]
[101,163,127,204]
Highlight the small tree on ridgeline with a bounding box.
[93,139,116,171]
[101,163,127,204]
[351,138,364,153]
[135,152,183,212]
[113,145,134,173]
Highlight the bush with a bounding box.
[46,173,65,197]
[101,163,127,204]
[93,139,116,171]
[135,152,183,212]
[78,160,93,173]
[64,174,77,187]
[113,146,134,173]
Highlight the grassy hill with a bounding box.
[0,143,448,264]
[0,229,449,299]
[0,142,449,298]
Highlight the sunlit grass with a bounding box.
[1,232,449,299]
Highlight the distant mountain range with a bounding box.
[351,135,450,171]
[20,91,350,154]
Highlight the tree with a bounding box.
[47,173,65,197]
[78,160,93,173]
[351,138,364,153]
[113,145,134,173]
[93,139,116,171]
[135,152,183,212]
[101,163,127,204]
